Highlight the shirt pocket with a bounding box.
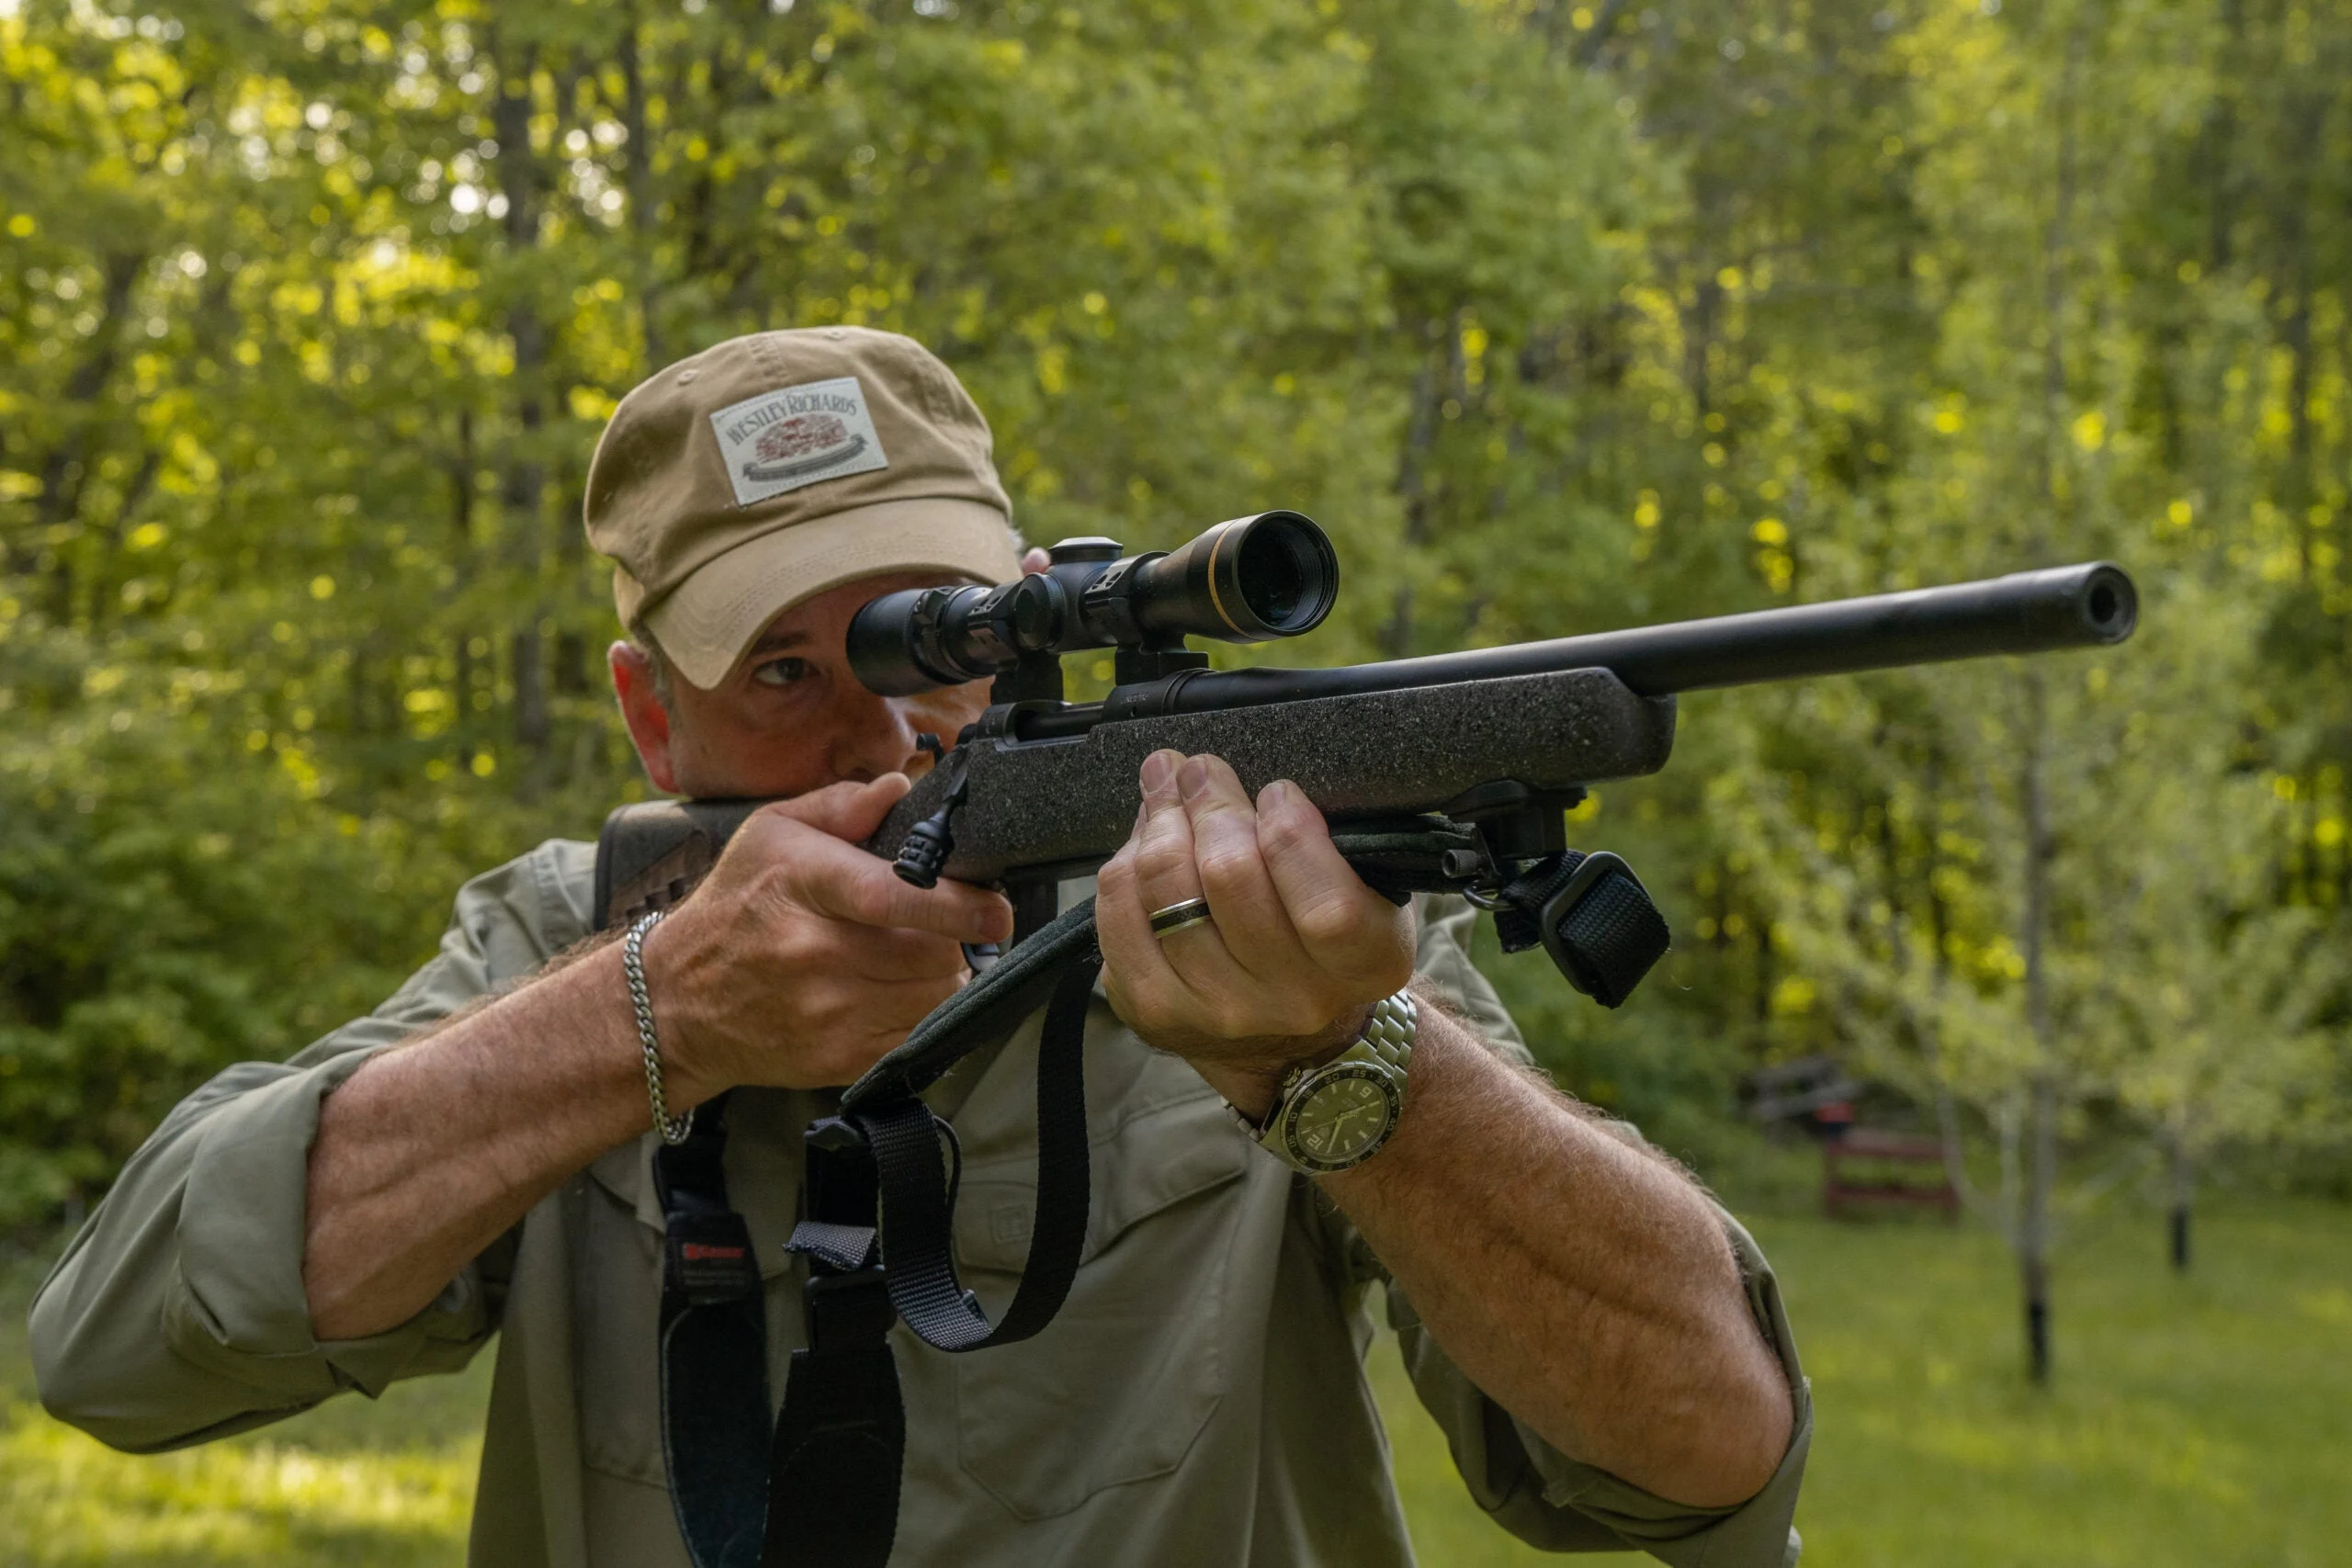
[943,1089,1255,1521]
[575,1164,669,1489]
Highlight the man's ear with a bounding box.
[609,641,682,795]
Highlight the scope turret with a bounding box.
[847,511,1339,695]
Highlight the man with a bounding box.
[31,328,1809,1566]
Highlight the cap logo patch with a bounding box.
[709,376,889,506]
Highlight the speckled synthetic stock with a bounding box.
[593,667,1674,925]
[866,667,1676,883]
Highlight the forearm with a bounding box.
[1320,1001,1793,1508]
[303,941,713,1340]
[305,784,1009,1343]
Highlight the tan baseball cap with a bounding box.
[584,327,1022,689]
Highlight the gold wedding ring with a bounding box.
[1148,897,1215,939]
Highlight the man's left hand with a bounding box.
[1097,750,1414,1119]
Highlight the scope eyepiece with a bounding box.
[846,511,1339,695]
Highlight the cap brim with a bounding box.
[638,496,1020,689]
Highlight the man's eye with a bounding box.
[752,657,809,688]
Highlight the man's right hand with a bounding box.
[639,773,1014,1099]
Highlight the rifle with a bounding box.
[597,509,2137,995]
[594,513,2135,1568]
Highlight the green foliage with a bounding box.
[1,0,2349,1242]
[0,626,459,1224]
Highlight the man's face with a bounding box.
[610,570,995,800]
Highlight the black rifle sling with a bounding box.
[763,931,1099,1567]
[863,950,1099,1351]
[764,1113,899,1568]
[654,1093,775,1568]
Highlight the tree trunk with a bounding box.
[2166,1127,2194,1273]
[620,6,663,369]
[28,249,145,616]
[2010,22,2083,1386]
[2020,671,2057,1384]
[2272,87,2329,582]
[513,624,550,753]
[2201,0,2243,272]
[492,37,552,768]
[1381,317,1456,657]
[2021,1075,2056,1383]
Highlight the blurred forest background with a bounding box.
[4,0,2352,1466]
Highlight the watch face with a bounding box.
[1280,1065,1402,1173]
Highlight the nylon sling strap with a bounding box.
[654,1093,775,1568]
[763,1113,900,1568]
[761,922,1100,1568]
[861,952,1099,1351]
[1490,848,1671,1009]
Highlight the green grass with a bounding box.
[1757,1200,2352,1568]
[6,1196,2347,1566]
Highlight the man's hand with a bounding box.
[642,773,1013,1098]
[1097,750,1414,1118]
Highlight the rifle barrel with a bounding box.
[1133,560,2133,716]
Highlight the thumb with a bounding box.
[759,773,912,843]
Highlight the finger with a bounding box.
[781,828,1013,943]
[1019,546,1052,574]
[1176,755,1317,987]
[1126,750,1205,918]
[1094,837,1188,1024]
[760,773,912,841]
[1126,752,1264,1010]
[1256,779,1414,987]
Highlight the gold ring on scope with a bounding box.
[1148,897,1215,939]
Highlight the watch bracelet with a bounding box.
[1353,990,1418,1074]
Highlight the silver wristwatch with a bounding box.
[1236,990,1418,1174]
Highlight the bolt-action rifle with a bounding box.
[597,510,2136,998]
[591,513,2137,1568]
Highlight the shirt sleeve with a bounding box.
[27,839,596,1453]
[1360,896,1812,1566]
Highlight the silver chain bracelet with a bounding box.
[623,909,695,1145]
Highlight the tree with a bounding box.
[2,0,2347,1292]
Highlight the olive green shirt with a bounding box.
[30,840,1809,1567]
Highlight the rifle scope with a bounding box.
[847,511,1339,695]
